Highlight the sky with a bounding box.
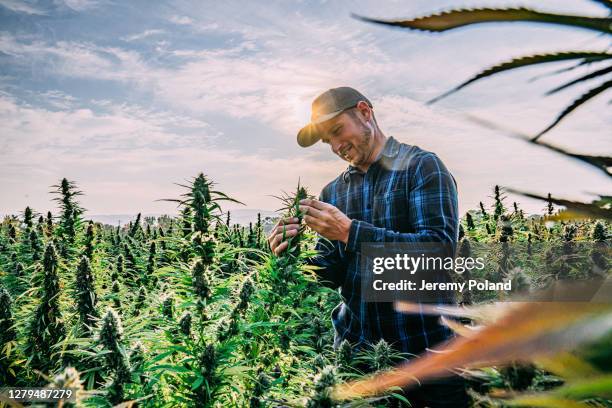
[1,0,610,220]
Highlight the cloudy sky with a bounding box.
[1,0,610,219]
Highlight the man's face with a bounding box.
[318,107,374,167]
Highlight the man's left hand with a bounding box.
[299,199,352,244]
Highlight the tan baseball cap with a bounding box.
[297,87,373,147]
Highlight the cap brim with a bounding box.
[297,123,320,147]
[296,110,344,148]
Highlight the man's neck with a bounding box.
[355,129,387,173]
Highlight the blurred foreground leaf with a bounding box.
[332,301,611,399]
[353,8,612,34]
[505,189,612,221]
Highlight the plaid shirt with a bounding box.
[310,136,459,355]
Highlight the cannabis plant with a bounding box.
[179,311,192,337]
[46,366,85,407]
[28,243,67,374]
[98,308,131,404]
[192,343,218,406]
[29,229,42,262]
[336,340,353,369]
[0,287,18,384]
[192,259,212,309]
[273,180,310,261]
[75,256,98,333]
[83,221,95,260]
[306,365,339,408]
[51,178,84,258]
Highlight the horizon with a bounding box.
[0,195,568,227]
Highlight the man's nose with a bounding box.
[330,140,341,155]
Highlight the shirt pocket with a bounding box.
[372,188,408,229]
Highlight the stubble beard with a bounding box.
[348,121,373,167]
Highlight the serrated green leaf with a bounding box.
[191,375,204,390]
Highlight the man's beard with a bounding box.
[348,121,372,166]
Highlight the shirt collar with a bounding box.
[342,136,399,182]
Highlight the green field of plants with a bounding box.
[0,175,610,407]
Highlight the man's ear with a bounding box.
[356,100,372,122]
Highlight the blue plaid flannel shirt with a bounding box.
[310,136,459,355]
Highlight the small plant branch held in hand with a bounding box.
[269,180,354,258]
[299,198,352,244]
[269,180,312,259]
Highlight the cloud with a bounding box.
[168,14,222,33]
[0,0,99,14]
[2,6,604,141]
[168,15,194,25]
[0,33,113,74]
[1,15,410,136]
[59,0,99,11]
[0,0,46,14]
[0,91,343,215]
[36,89,78,109]
[0,33,155,86]
[122,29,166,42]
[0,92,215,157]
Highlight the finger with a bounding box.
[284,228,299,238]
[278,217,300,226]
[268,234,279,251]
[271,227,299,247]
[299,198,315,207]
[272,218,295,232]
[299,205,326,220]
[271,232,286,251]
[270,223,298,238]
[309,199,331,211]
[270,223,300,238]
[300,198,331,211]
[268,228,280,244]
[283,223,301,231]
[274,241,289,256]
[303,214,325,229]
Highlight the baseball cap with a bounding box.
[297,87,373,147]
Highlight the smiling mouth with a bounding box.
[339,145,351,159]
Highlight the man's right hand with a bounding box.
[267,217,301,256]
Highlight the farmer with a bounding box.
[267,87,468,407]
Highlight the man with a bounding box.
[268,87,468,407]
